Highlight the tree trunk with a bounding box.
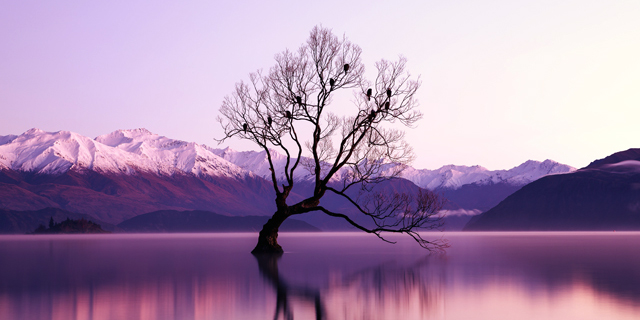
[252,212,287,254]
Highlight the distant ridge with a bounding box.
[585,148,640,169]
[0,208,319,234]
[32,217,109,234]
[117,210,320,232]
[0,128,252,179]
[212,147,575,190]
[213,147,575,226]
[0,207,117,234]
[464,148,640,231]
[0,128,575,230]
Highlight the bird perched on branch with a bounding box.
[369,109,376,121]
[243,123,248,133]
[386,88,392,98]
[343,64,349,72]
[267,116,272,126]
[385,101,390,110]
[285,111,292,119]
[329,78,335,87]
[296,96,302,105]
[366,88,372,101]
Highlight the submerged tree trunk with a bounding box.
[252,211,288,254]
[255,252,325,319]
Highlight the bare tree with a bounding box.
[218,26,448,254]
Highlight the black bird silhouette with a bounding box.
[369,109,376,120]
[343,64,349,72]
[385,101,390,110]
[386,88,392,98]
[285,111,292,119]
[267,116,272,126]
[329,78,335,87]
[366,88,372,101]
[296,96,302,105]
[243,123,248,133]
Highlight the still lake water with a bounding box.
[1,232,640,320]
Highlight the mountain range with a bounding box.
[211,147,575,191]
[0,128,575,232]
[211,146,575,227]
[0,128,276,225]
[465,148,640,231]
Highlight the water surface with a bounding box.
[1,232,639,319]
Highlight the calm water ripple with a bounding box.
[0,232,639,319]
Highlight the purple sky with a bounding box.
[1,1,639,170]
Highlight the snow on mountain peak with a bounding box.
[399,159,576,190]
[0,129,116,174]
[0,134,17,146]
[95,128,158,147]
[211,148,576,189]
[399,164,492,189]
[0,128,576,189]
[210,147,316,182]
[24,128,46,136]
[0,129,252,180]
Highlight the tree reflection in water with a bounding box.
[256,253,325,320]
[256,253,446,319]
[3,234,640,319]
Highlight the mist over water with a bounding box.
[1,232,639,319]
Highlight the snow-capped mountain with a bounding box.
[0,128,251,180]
[0,127,576,201]
[400,159,575,190]
[211,147,315,182]
[210,147,576,190]
[209,147,575,230]
[211,147,367,183]
[0,127,576,230]
[465,148,640,231]
[0,128,279,225]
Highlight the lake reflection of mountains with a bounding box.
[1,233,639,320]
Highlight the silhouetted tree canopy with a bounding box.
[218,26,447,254]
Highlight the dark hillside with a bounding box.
[0,207,117,234]
[117,210,320,232]
[464,169,640,231]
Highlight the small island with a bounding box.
[31,217,110,234]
